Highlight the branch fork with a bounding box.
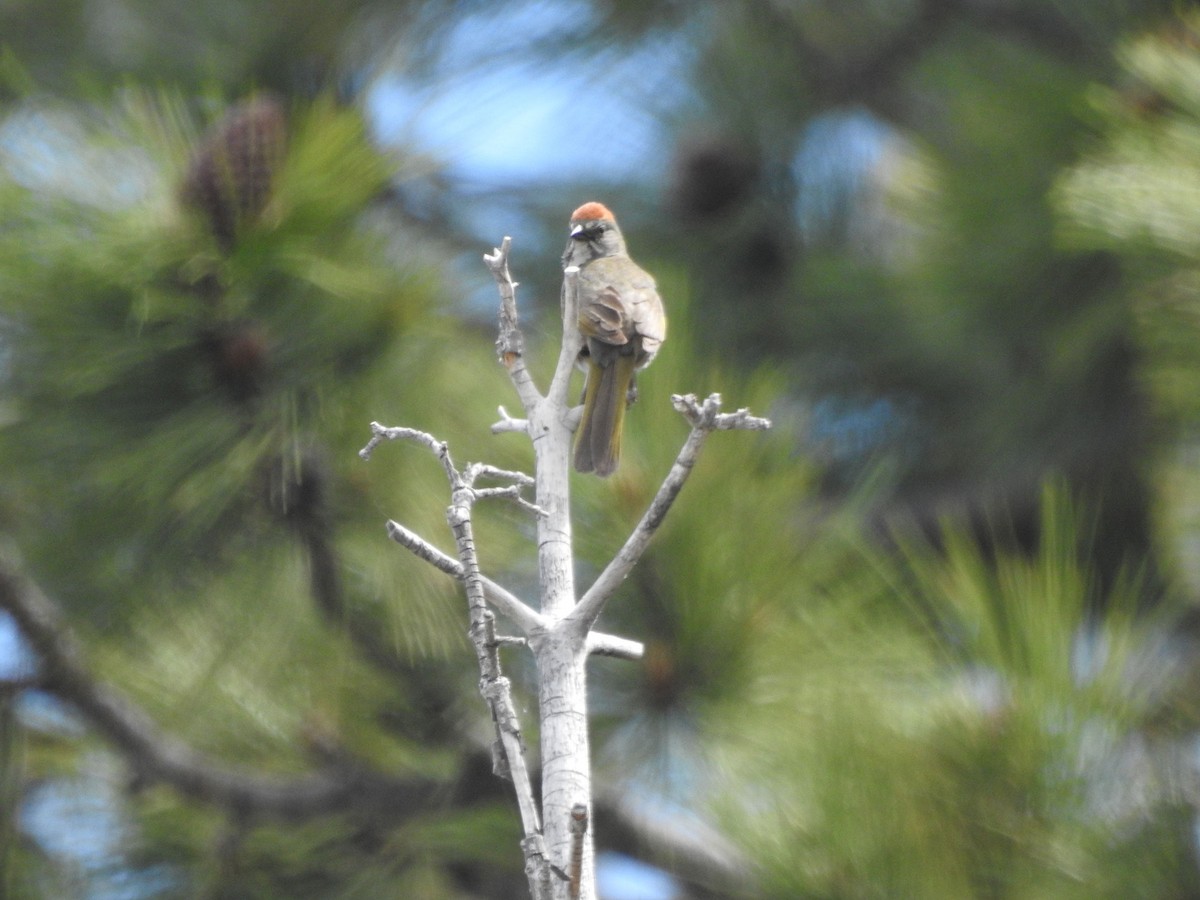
[362,235,770,899]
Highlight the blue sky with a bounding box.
[365,1,693,185]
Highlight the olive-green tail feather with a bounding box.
[574,354,635,477]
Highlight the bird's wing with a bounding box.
[578,281,630,347]
[577,257,666,348]
[628,286,665,352]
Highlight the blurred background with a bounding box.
[3,0,1200,896]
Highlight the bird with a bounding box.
[562,202,666,476]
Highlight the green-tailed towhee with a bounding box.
[562,202,666,476]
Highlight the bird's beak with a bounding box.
[569,224,585,239]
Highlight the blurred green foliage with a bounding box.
[713,489,1162,897]
[2,1,1200,898]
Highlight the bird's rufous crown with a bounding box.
[570,201,615,223]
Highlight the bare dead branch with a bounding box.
[383,520,642,661]
[672,392,772,432]
[463,464,544,516]
[523,833,554,900]
[486,237,541,414]
[568,393,772,632]
[468,463,536,488]
[363,426,548,893]
[358,422,455,481]
[584,632,644,660]
[491,405,529,435]
[451,486,547,893]
[487,236,522,361]
[385,519,542,632]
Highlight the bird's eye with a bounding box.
[571,221,606,241]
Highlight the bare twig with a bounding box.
[491,405,529,435]
[452,463,551,898]
[361,426,550,897]
[385,519,463,577]
[470,482,546,517]
[383,520,642,661]
[672,392,772,432]
[584,632,644,660]
[493,635,528,648]
[473,486,544,515]
[488,237,522,361]
[486,238,541,414]
[569,393,772,632]
[468,463,536,488]
[385,519,541,632]
[358,423,454,479]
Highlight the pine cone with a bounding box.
[200,320,270,403]
[181,95,286,248]
[668,131,758,221]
